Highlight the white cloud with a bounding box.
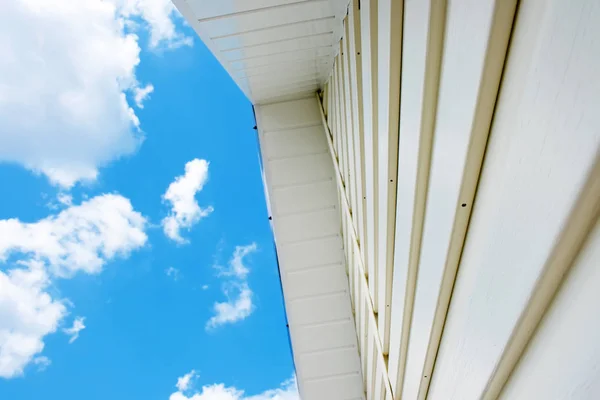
[0,194,147,378]
[0,0,190,187]
[56,193,73,207]
[114,0,193,50]
[162,159,213,244]
[32,356,51,372]
[169,375,299,400]
[220,243,257,280]
[63,317,86,344]
[133,84,154,108]
[176,369,198,392]
[0,194,148,277]
[165,266,181,280]
[0,266,66,378]
[207,283,253,330]
[201,285,209,291]
[207,243,257,330]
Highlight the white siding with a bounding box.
[181,1,600,399]
[375,0,403,354]
[428,1,600,398]
[500,224,600,400]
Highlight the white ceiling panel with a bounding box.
[292,318,357,352]
[173,0,350,103]
[213,17,335,49]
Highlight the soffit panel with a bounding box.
[173,0,350,104]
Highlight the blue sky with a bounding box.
[0,1,297,399]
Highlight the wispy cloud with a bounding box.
[169,373,299,400]
[63,317,86,344]
[207,283,253,330]
[32,356,51,372]
[176,369,198,392]
[165,266,181,280]
[217,243,258,280]
[207,243,258,330]
[162,159,213,244]
[133,84,154,108]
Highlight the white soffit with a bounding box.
[173,0,350,104]
[256,98,365,399]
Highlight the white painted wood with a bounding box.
[500,223,600,400]
[375,0,403,354]
[359,0,379,312]
[427,0,600,398]
[387,0,445,394]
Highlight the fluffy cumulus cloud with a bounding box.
[0,0,191,187]
[115,0,194,50]
[0,194,148,277]
[207,244,257,330]
[0,194,147,378]
[162,159,213,244]
[0,266,66,378]
[63,317,86,344]
[170,372,299,400]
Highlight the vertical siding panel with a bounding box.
[348,0,368,267]
[335,53,348,183]
[367,334,376,398]
[327,78,333,131]
[360,0,380,312]
[361,294,369,388]
[403,1,517,399]
[341,24,360,235]
[333,61,341,157]
[427,0,599,398]
[500,224,600,400]
[387,0,445,395]
[373,357,384,400]
[323,81,328,117]
[376,0,403,353]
